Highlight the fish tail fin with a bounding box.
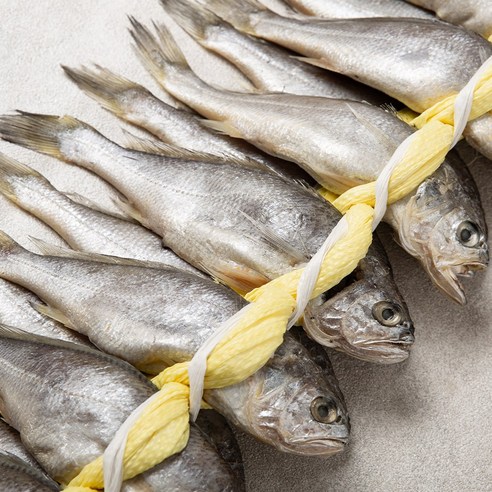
[0,111,81,160]
[162,0,223,41]
[129,16,190,83]
[0,111,119,169]
[62,64,150,118]
[0,152,46,205]
[0,230,24,257]
[197,0,264,33]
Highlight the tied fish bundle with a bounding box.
[0,324,243,490]
[120,20,487,304]
[201,0,492,162]
[0,114,415,363]
[0,231,350,455]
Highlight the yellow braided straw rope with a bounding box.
[64,60,492,491]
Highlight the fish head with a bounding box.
[245,332,349,456]
[304,243,414,364]
[395,162,488,304]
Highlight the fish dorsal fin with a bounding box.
[28,236,165,269]
[109,195,150,227]
[123,129,223,161]
[293,56,336,71]
[0,323,153,386]
[123,129,262,169]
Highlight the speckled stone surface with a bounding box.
[0,2,490,490]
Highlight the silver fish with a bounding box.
[62,64,305,180]
[0,325,241,490]
[0,419,57,487]
[203,0,492,160]
[0,232,350,455]
[195,410,245,485]
[0,453,58,491]
[126,23,487,303]
[406,0,492,39]
[273,0,433,19]
[0,153,202,275]
[162,0,390,103]
[0,279,91,345]
[0,112,415,361]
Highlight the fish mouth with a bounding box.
[351,338,413,363]
[284,436,348,456]
[433,261,487,305]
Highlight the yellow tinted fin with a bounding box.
[201,119,244,138]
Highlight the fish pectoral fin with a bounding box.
[239,211,308,263]
[201,119,244,139]
[63,191,135,222]
[29,303,77,330]
[111,195,149,227]
[292,56,338,71]
[201,260,270,296]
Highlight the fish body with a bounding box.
[406,0,492,39]
[204,0,492,159]
[281,0,432,19]
[0,419,57,487]
[126,25,487,303]
[0,325,240,490]
[0,153,201,275]
[0,453,58,491]
[0,278,91,345]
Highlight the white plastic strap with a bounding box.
[103,53,492,492]
[103,390,165,492]
[288,216,349,328]
[188,303,255,420]
[451,54,492,148]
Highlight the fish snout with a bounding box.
[396,321,415,343]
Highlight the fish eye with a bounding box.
[457,221,480,247]
[372,301,403,327]
[310,396,338,424]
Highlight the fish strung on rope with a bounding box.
[0,324,243,491]
[0,111,415,362]
[125,20,487,304]
[0,231,350,455]
[0,153,203,276]
[405,0,492,40]
[200,0,492,162]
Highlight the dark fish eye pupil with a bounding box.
[317,405,329,419]
[460,229,472,242]
[382,308,394,320]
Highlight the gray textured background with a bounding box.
[0,1,491,491]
